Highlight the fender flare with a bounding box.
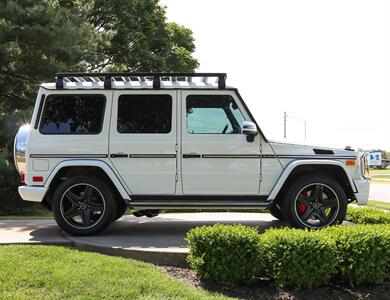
[44,159,130,200]
[267,159,357,201]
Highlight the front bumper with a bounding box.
[18,186,47,203]
[353,178,370,205]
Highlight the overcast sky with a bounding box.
[161,0,390,150]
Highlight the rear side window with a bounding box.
[39,95,105,134]
[117,95,172,134]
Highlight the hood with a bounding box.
[269,140,358,158]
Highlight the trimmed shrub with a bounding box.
[346,207,390,224]
[259,228,337,289]
[0,158,47,216]
[186,224,262,284]
[323,225,390,286]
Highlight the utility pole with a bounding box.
[283,111,307,140]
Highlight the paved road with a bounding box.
[0,213,282,266]
[369,183,390,202]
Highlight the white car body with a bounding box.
[14,73,370,233]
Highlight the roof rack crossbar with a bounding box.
[55,72,227,89]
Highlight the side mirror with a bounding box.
[242,121,258,142]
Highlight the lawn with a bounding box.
[370,168,390,183]
[0,245,227,300]
[366,199,390,210]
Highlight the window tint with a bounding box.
[40,95,105,134]
[117,95,172,134]
[186,95,244,134]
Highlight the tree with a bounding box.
[77,0,199,72]
[0,0,199,115]
[0,0,97,112]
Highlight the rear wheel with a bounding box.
[281,174,347,229]
[52,176,117,236]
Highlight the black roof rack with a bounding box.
[55,72,227,89]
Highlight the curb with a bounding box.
[71,241,189,267]
[61,233,189,267]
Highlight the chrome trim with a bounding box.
[360,152,370,179]
[30,154,108,158]
[202,154,260,159]
[129,154,176,158]
[262,154,356,160]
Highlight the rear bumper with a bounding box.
[353,178,370,205]
[18,186,47,203]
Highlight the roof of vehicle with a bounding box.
[40,72,232,90]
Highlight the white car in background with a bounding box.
[14,72,370,235]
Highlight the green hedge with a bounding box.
[186,223,390,288]
[186,224,262,284]
[323,225,390,286]
[259,228,337,288]
[0,161,47,216]
[346,207,390,224]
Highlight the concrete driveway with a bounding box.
[370,183,390,202]
[0,213,283,266]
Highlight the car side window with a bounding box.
[39,94,106,134]
[117,94,172,134]
[186,95,244,134]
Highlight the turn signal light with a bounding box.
[346,160,356,166]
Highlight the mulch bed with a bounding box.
[163,266,390,300]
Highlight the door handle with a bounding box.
[183,153,201,158]
[110,153,128,158]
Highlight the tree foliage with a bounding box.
[0,0,96,112]
[0,0,198,116]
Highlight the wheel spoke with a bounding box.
[301,207,314,220]
[321,197,338,208]
[80,209,91,226]
[316,207,328,225]
[297,194,311,205]
[84,186,93,202]
[66,191,82,203]
[64,206,79,220]
[311,185,323,201]
[89,202,104,212]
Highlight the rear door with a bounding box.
[109,90,177,194]
[180,90,261,195]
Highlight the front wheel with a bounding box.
[281,175,347,229]
[52,176,117,236]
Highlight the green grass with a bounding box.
[0,245,227,300]
[370,168,390,183]
[366,200,390,210]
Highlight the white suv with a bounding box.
[14,72,370,235]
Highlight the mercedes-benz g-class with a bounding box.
[14,72,370,235]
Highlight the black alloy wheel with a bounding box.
[52,176,117,236]
[282,175,347,229]
[60,183,105,229]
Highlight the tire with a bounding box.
[268,202,285,221]
[113,200,128,221]
[281,174,347,229]
[52,176,117,236]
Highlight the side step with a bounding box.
[129,195,270,209]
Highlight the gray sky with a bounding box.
[162,0,390,150]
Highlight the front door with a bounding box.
[109,90,177,194]
[180,90,261,195]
